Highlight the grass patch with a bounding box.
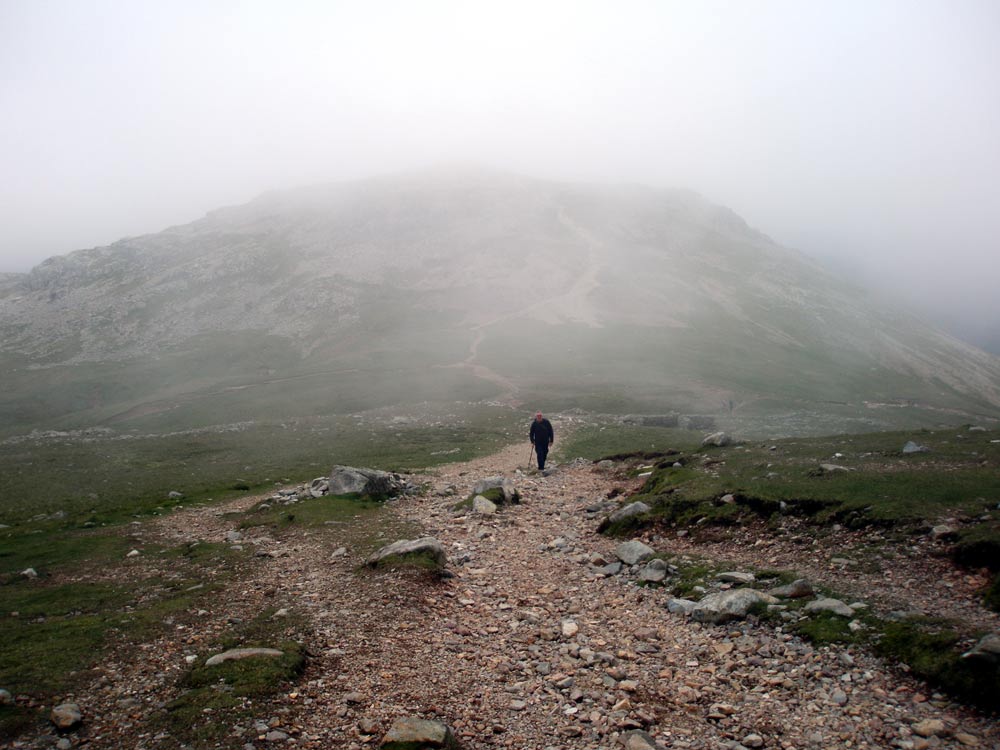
[595,427,1000,545]
[366,549,447,574]
[790,611,861,645]
[158,609,307,745]
[0,575,225,701]
[556,424,700,462]
[952,521,1000,571]
[0,526,133,579]
[983,574,1000,613]
[239,494,385,530]
[0,405,521,526]
[874,620,1000,712]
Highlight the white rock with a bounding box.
[204,647,284,667]
[804,597,855,617]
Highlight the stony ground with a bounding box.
[17,442,1000,750]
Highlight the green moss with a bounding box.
[0,613,108,695]
[0,704,39,739]
[983,573,1000,613]
[0,570,224,709]
[0,527,131,579]
[874,621,1000,712]
[791,611,860,645]
[452,485,519,512]
[953,522,1000,571]
[240,495,383,529]
[157,609,308,744]
[367,550,445,574]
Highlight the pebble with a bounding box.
[912,718,946,737]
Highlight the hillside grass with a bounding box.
[568,422,1000,709]
[0,405,520,527]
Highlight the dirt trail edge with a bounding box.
[65,442,998,750]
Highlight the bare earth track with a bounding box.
[33,443,1000,750]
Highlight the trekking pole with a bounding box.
[528,443,534,467]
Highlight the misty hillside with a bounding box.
[2,168,999,436]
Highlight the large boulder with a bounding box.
[615,540,655,565]
[472,495,497,514]
[471,476,520,504]
[609,501,651,524]
[329,466,407,499]
[204,647,285,667]
[366,537,447,570]
[701,432,731,448]
[381,717,461,749]
[692,589,778,624]
[962,632,1000,663]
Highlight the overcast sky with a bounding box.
[1,1,998,349]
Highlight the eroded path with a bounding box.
[51,443,1000,750]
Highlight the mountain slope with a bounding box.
[1,168,998,435]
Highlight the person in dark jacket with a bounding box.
[529,411,554,470]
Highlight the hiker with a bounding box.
[529,411,554,470]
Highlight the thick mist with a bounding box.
[1,1,998,350]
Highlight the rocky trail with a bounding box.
[19,443,1000,750]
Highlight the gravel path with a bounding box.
[31,442,999,750]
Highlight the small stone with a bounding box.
[767,578,814,598]
[831,689,848,705]
[717,571,755,584]
[666,598,697,615]
[50,703,83,731]
[638,561,667,583]
[344,692,366,704]
[21,567,38,578]
[56,739,72,750]
[954,733,980,746]
[126,549,141,558]
[562,620,579,637]
[621,729,657,750]
[265,730,288,741]
[0,689,12,705]
[598,562,623,576]
[930,524,956,540]
[509,699,527,711]
[742,733,764,748]
[912,718,946,738]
